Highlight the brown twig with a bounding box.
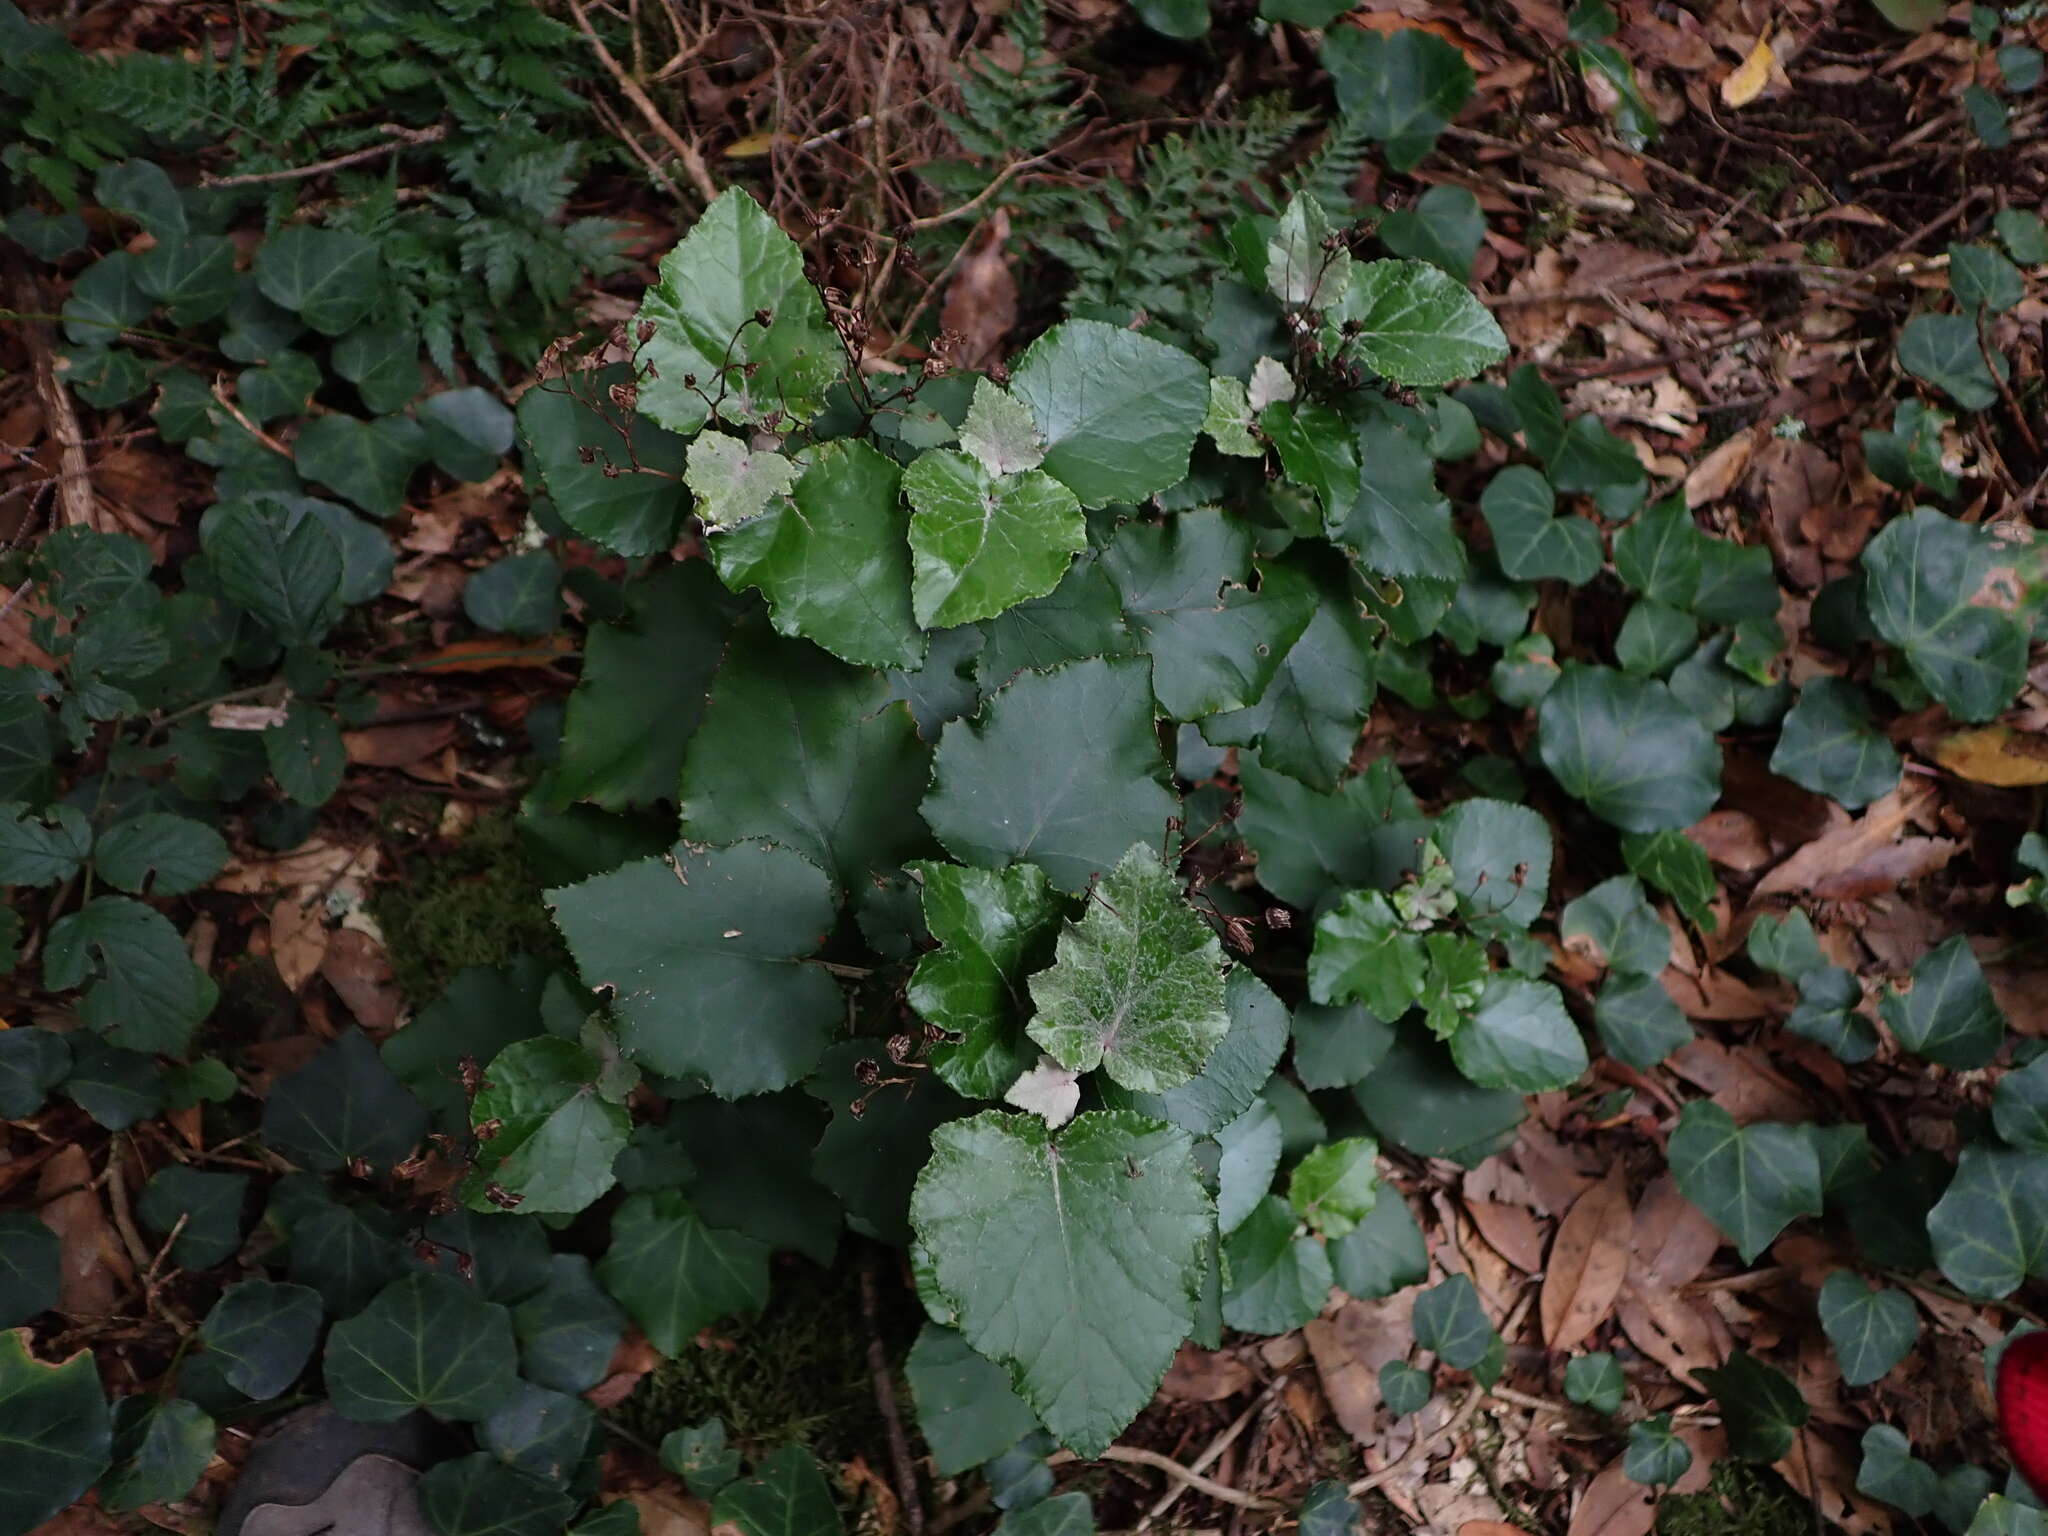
[1096,1446,1285,1511]
[1347,1388,1487,1497]
[9,269,95,529]
[862,1260,925,1536]
[199,123,450,188]
[566,0,719,204]
[1136,1383,1279,1532]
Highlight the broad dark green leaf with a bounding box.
[261,1029,429,1173]
[479,1382,595,1486]
[62,1041,165,1129]
[1099,968,1291,1137]
[1564,1352,1626,1414]
[1668,1102,1822,1263]
[1450,977,1588,1093]
[1378,186,1486,281]
[464,552,562,637]
[332,324,420,415]
[0,1213,61,1326]
[548,841,840,1097]
[1222,1195,1333,1334]
[135,235,236,325]
[92,812,228,897]
[418,1453,577,1536]
[1006,321,1206,508]
[324,1271,518,1423]
[292,412,429,518]
[1898,313,2007,409]
[1699,1350,1807,1462]
[1862,507,2027,722]
[466,1036,629,1215]
[1927,1145,2048,1298]
[710,1443,841,1536]
[516,370,687,556]
[417,388,515,481]
[1330,1191,1428,1298]
[1560,875,1669,976]
[1237,753,1423,912]
[1769,678,1901,809]
[1620,830,1717,931]
[1353,1024,1525,1164]
[1412,1274,1495,1369]
[1625,1416,1693,1487]
[1328,418,1465,581]
[911,1109,1210,1457]
[1994,1055,2048,1152]
[1996,209,2048,264]
[100,1397,214,1510]
[0,1331,111,1533]
[62,253,151,346]
[1321,27,1475,171]
[44,895,216,1055]
[1308,891,1425,1019]
[1537,665,1720,833]
[253,225,382,335]
[907,861,1067,1100]
[924,655,1177,896]
[906,1324,1040,1478]
[1593,974,1692,1069]
[664,1092,840,1265]
[596,1191,769,1357]
[137,1165,247,1270]
[903,450,1083,631]
[679,627,932,897]
[1615,601,1697,676]
[198,1280,323,1400]
[807,1042,969,1247]
[513,1255,628,1395]
[994,1492,1095,1536]
[1817,1273,1917,1386]
[0,801,91,887]
[1879,935,2003,1069]
[1379,1361,1432,1417]
[1435,797,1550,927]
[1856,1424,1937,1518]
[1292,1001,1398,1091]
[972,551,1135,692]
[1611,495,1701,607]
[1479,466,1602,584]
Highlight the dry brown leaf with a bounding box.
[1567,1457,1664,1536]
[37,1144,131,1318]
[1934,724,2048,786]
[1461,1522,1528,1536]
[1630,1173,1725,1290]
[1684,430,1755,506]
[269,890,330,994]
[1688,810,1773,871]
[320,928,402,1035]
[1721,34,1776,105]
[1464,1198,1549,1274]
[1159,1344,1254,1403]
[412,634,577,672]
[1615,1283,1728,1385]
[1755,782,1922,897]
[1305,1291,1417,1444]
[1668,1038,1811,1122]
[1776,1428,1894,1536]
[939,209,1017,372]
[343,720,460,769]
[1661,966,1770,1021]
[215,840,380,895]
[1541,1166,1633,1351]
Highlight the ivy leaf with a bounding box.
[0,1028,70,1121]
[201,497,345,646]
[1379,1361,1433,1418]
[597,1192,769,1357]
[92,813,228,897]
[1817,1273,1918,1386]
[252,226,381,335]
[1379,185,1487,281]
[479,1383,595,1487]
[547,841,841,1098]
[1450,977,1589,1093]
[1621,830,1717,931]
[924,655,1178,896]
[1996,208,2048,264]
[1948,244,2024,316]
[100,1398,214,1511]
[1537,665,1721,833]
[1856,1425,1937,1517]
[903,449,1085,630]
[1006,320,1207,507]
[661,1417,741,1495]
[1330,1187,1426,1304]
[1593,974,1692,1069]
[513,1255,628,1396]
[1335,260,1507,387]
[1104,510,1315,720]
[711,1444,841,1536]
[0,1332,109,1532]
[1927,1146,2048,1298]
[419,1454,577,1536]
[198,1280,324,1400]
[332,325,419,416]
[322,1272,518,1422]
[1898,313,2007,409]
[911,1109,1210,1457]
[1413,1274,1496,1369]
[516,367,687,556]
[416,388,514,480]
[1625,1416,1693,1487]
[262,1030,428,1174]
[1668,1102,1823,1262]
[958,380,1047,476]
[686,432,797,530]
[1993,1055,2048,1152]
[0,801,92,887]
[1479,466,1602,584]
[1327,417,1465,581]
[1879,935,2003,1069]
[1288,1136,1379,1238]
[465,1037,630,1215]
[1354,1026,1525,1164]
[1237,753,1424,912]
[1321,27,1475,171]
[907,861,1067,1100]
[1222,1195,1334,1334]
[1769,678,1901,809]
[44,895,217,1056]
[1561,875,1670,976]
[63,1041,166,1130]
[634,187,842,434]
[292,413,428,518]
[679,628,932,897]
[1097,968,1291,1137]
[1564,1353,1626,1415]
[1308,891,1426,1019]
[1861,507,2027,722]
[137,1165,247,1270]
[0,1213,60,1326]
[1615,601,1698,676]
[906,1324,1041,1478]
[463,551,562,637]
[1026,844,1228,1093]
[1699,1350,1808,1462]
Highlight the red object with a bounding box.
[1997,1331,2048,1495]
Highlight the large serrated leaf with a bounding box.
[904,449,1085,630]
[1006,321,1207,508]
[907,861,1068,1100]
[1336,260,1507,386]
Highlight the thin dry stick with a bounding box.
[10,271,94,529]
[1347,1388,1487,1497]
[566,0,719,204]
[905,149,1061,232]
[861,1262,926,1536]
[201,123,449,188]
[1136,1386,1276,1532]
[1098,1446,1285,1512]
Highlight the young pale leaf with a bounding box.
[597,1192,769,1356]
[908,861,1067,1100]
[1222,1195,1333,1334]
[685,432,797,529]
[1288,1136,1379,1238]
[1266,193,1351,308]
[465,1037,629,1215]
[1861,507,2027,722]
[1699,1350,1808,1462]
[711,1444,841,1536]
[634,188,842,434]
[906,1324,1040,1477]
[1926,1146,2048,1298]
[1026,844,1228,1094]
[959,379,1048,476]
[1624,1415,1693,1487]
[1817,1273,1918,1386]
[547,841,841,1098]
[1005,1057,1081,1128]
[1537,665,1721,833]
[1668,1102,1822,1263]
[904,449,1085,629]
[910,1109,1210,1457]
[1449,977,1588,1094]
[322,1272,518,1422]
[1006,320,1207,507]
[1203,377,1263,458]
[1335,260,1508,387]
[1879,935,2003,1069]
[1412,1274,1496,1369]
[924,655,1178,896]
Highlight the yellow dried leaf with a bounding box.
[1721,35,1775,107]
[1935,725,2048,786]
[723,132,786,159]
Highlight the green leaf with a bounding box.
[904,451,1085,631]
[1856,1425,1937,1517]
[1215,1099,1282,1236]
[237,350,323,423]
[679,629,931,896]
[1479,467,1602,584]
[100,1398,214,1510]
[479,1382,595,1486]
[418,1453,577,1536]
[1928,1145,2048,1298]
[292,413,428,518]
[686,432,797,529]
[1237,753,1422,911]
[1994,1055,2048,1152]
[1308,891,1426,1019]
[544,561,736,812]
[1861,507,2027,722]
[1412,1274,1495,1369]
[0,1027,68,1121]
[1817,1273,1917,1387]
[1007,320,1207,508]
[1880,935,2003,1069]
[516,370,686,556]
[1298,1484,1361,1536]
[198,1280,323,1400]
[1025,844,1228,1093]
[661,1417,741,1495]
[62,253,151,347]
[44,895,216,1055]
[1612,496,1701,607]
[1353,1025,1525,1163]
[96,160,185,239]
[909,861,1068,1100]
[634,188,843,435]
[1321,27,1475,172]
[907,1324,1040,1478]
[1537,665,1721,833]
[261,1029,428,1173]
[711,1444,841,1536]
[1330,1189,1427,1298]
[1222,1194,1333,1334]
[0,1331,110,1532]
[1097,968,1291,1137]
[1379,1361,1432,1417]
[465,1037,629,1215]
[595,1191,769,1356]
[1267,193,1352,309]
[253,226,382,335]
[202,497,345,646]
[911,1109,1210,1457]
[1288,1136,1379,1238]
[1593,973,1692,1069]
[1103,510,1316,719]
[264,701,346,807]
[548,841,840,1097]
[416,389,514,481]
[1621,830,1717,931]
[1769,678,1901,809]
[1564,1352,1626,1414]
[1560,875,1669,975]
[1264,401,1358,519]
[0,1214,60,1326]
[1379,186,1486,282]
[1699,1350,1807,1462]
[1336,260,1507,387]
[331,325,420,416]
[959,379,1047,476]
[91,812,227,897]
[137,1165,247,1270]
[697,434,920,668]
[995,1492,1094,1536]
[135,234,236,325]
[1624,1415,1693,1487]
[808,1043,968,1248]
[1898,313,2007,410]
[1450,977,1588,1093]
[1615,602,1698,676]
[1435,797,1551,927]
[0,802,91,887]
[925,655,1177,896]
[514,1255,627,1396]
[1668,1102,1822,1263]
[322,1271,518,1423]
[63,1041,165,1130]
[1996,209,2048,265]
[464,552,562,637]
[974,552,1136,691]
[1329,418,1463,580]
[1949,244,2024,316]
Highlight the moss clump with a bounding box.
[370,808,564,1003]
[1658,1464,1809,1536]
